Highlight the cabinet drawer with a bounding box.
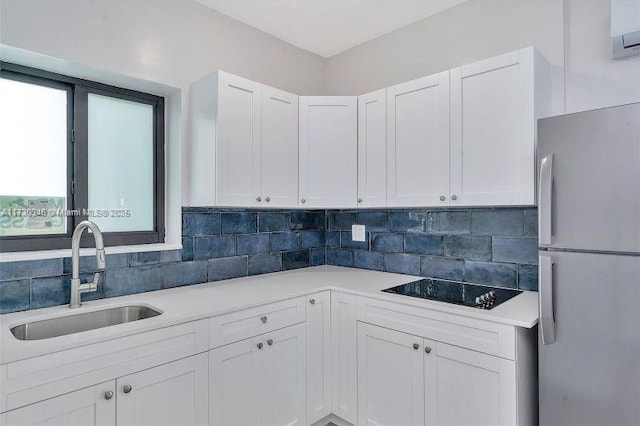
[209,297,305,348]
[357,296,515,359]
[0,319,208,413]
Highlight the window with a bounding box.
[0,63,165,251]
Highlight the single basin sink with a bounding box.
[10,305,162,341]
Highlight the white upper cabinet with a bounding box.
[189,71,298,207]
[299,96,358,208]
[216,72,262,207]
[261,86,299,207]
[450,46,550,206]
[358,89,387,208]
[189,47,549,209]
[386,71,451,207]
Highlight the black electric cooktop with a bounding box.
[382,279,522,310]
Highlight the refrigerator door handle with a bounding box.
[539,154,554,245]
[539,253,556,345]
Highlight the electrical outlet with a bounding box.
[352,224,366,242]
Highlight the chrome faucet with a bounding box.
[70,220,106,308]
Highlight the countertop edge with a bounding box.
[0,266,539,365]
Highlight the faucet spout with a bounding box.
[70,220,106,308]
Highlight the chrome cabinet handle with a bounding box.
[267,339,273,346]
[104,391,114,400]
[260,315,267,323]
[265,197,271,202]
[439,195,446,201]
[256,196,262,202]
[413,343,419,350]
[257,342,263,349]
[451,194,458,201]
[425,347,432,354]
[123,385,132,394]
[539,154,554,245]
[357,198,363,203]
[309,299,316,305]
[301,198,306,204]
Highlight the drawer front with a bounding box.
[357,296,515,359]
[209,297,305,348]
[1,320,208,413]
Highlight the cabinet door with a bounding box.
[299,96,357,208]
[357,323,424,426]
[217,71,262,206]
[330,292,358,425]
[450,47,542,206]
[386,72,450,207]
[426,342,516,426]
[358,89,387,208]
[306,291,331,424]
[2,381,115,426]
[263,323,306,426]
[209,336,263,426]
[261,86,298,207]
[117,354,208,426]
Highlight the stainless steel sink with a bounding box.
[10,305,162,341]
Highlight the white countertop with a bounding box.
[0,266,538,365]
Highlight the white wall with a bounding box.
[565,0,640,113]
[323,0,640,115]
[0,0,325,207]
[0,0,324,94]
[323,0,564,97]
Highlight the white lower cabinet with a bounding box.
[1,354,208,426]
[306,292,331,424]
[357,323,425,426]
[263,324,307,426]
[1,291,534,426]
[209,322,306,426]
[357,322,522,426]
[330,292,358,425]
[427,343,516,426]
[1,382,116,426]
[117,354,208,426]
[209,335,263,426]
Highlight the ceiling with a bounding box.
[195,0,469,58]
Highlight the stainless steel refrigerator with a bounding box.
[537,102,640,426]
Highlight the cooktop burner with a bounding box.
[382,279,522,310]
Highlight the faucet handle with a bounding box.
[92,271,102,285]
[78,273,100,294]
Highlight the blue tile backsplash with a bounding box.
[325,207,538,291]
[0,207,537,314]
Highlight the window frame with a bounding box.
[0,62,165,252]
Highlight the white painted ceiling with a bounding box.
[195,0,469,57]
